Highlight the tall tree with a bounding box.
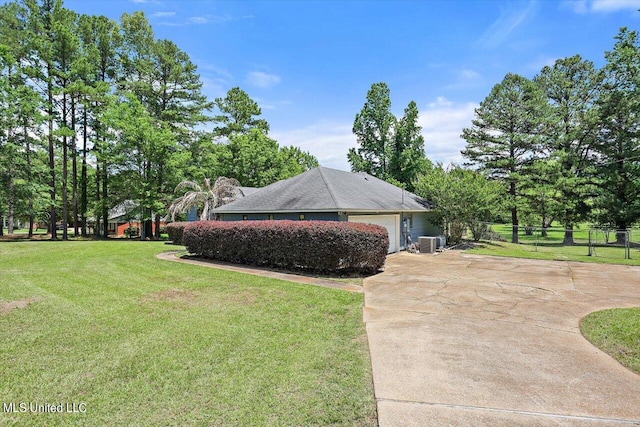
[349,83,429,190]
[595,27,640,240]
[216,129,318,187]
[349,82,395,179]
[390,100,430,192]
[0,1,47,237]
[462,73,547,243]
[52,5,79,239]
[212,87,269,138]
[278,145,320,179]
[76,13,120,237]
[533,55,602,244]
[120,13,211,237]
[22,0,63,239]
[147,39,212,237]
[103,91,174,240]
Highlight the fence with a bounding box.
[483,224,640,261]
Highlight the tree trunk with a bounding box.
[154,166,163,239]
[95,163,101,237]
[25,122,34,238]
[72,96,79,237]
[616,227,628,245]
[101,160,108,239]
[562,224,574,245]
[8,168,15,235]
[62,131,68,240]
[154,215,161,239]
[81,105,88,237]
[144,219,153,240]
[510,182,518,244]
[48,64,57,241]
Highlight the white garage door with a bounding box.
[348,214,399,253]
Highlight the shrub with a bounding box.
[166,222,189,245]
[124,226,139,238]
[183,220,388,273]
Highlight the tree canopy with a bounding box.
[0,0,317,237]
[349,82,429,191]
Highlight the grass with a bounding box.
[581,308,640,374]
[0,241,376,426]
[467,224,640,266]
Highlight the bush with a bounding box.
[124,226,139,238]
[166,222,189,245]
[183,220,388,273]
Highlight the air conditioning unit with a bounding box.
[418,236,436,254]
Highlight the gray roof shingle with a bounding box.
[214,167,430,213]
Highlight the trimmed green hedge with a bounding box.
[166,222,189,245]
[183,220,388,273]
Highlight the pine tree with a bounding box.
[533,55,602,244]
[462,73,547,243]
[595,27,640,241]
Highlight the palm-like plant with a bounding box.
[168,177,242,221]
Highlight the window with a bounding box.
[299,214,305,220]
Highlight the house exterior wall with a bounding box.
[215,211,438,253]
[219,212,340,221]
[187,208,198,221]
[107,220,164,237]
[401,212,441,245]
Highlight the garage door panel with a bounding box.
[348,214,398,253]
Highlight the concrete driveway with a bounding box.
[364,251,640,426]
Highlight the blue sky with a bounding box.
[49,1,640,169]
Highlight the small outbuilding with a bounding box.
[212,167,439,253]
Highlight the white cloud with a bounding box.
[246,71,281,89]
[526,55,558,71]
[592,0,640,11]
[188,16,210,24]
[478,0,537,48]
[563,0,640,13]
[151,11,175,18]
[255,98,293,110]
[418,98,478,166]
[271,121,356,171]
[459,69,481,80]
[193,63,234,100]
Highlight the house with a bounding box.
[212,167,440,253]
[105,200,164,237]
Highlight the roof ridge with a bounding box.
[318,167,340,209]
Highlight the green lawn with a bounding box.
[581,308,640,374]
[467,224,640,266]
[0,241,376,426]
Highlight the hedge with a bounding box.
[166,222,189,245]
[183,220,388,273]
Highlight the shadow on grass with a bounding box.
[0,235,167,243]
[179,253,379,285]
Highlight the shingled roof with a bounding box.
[214,167,430,213]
